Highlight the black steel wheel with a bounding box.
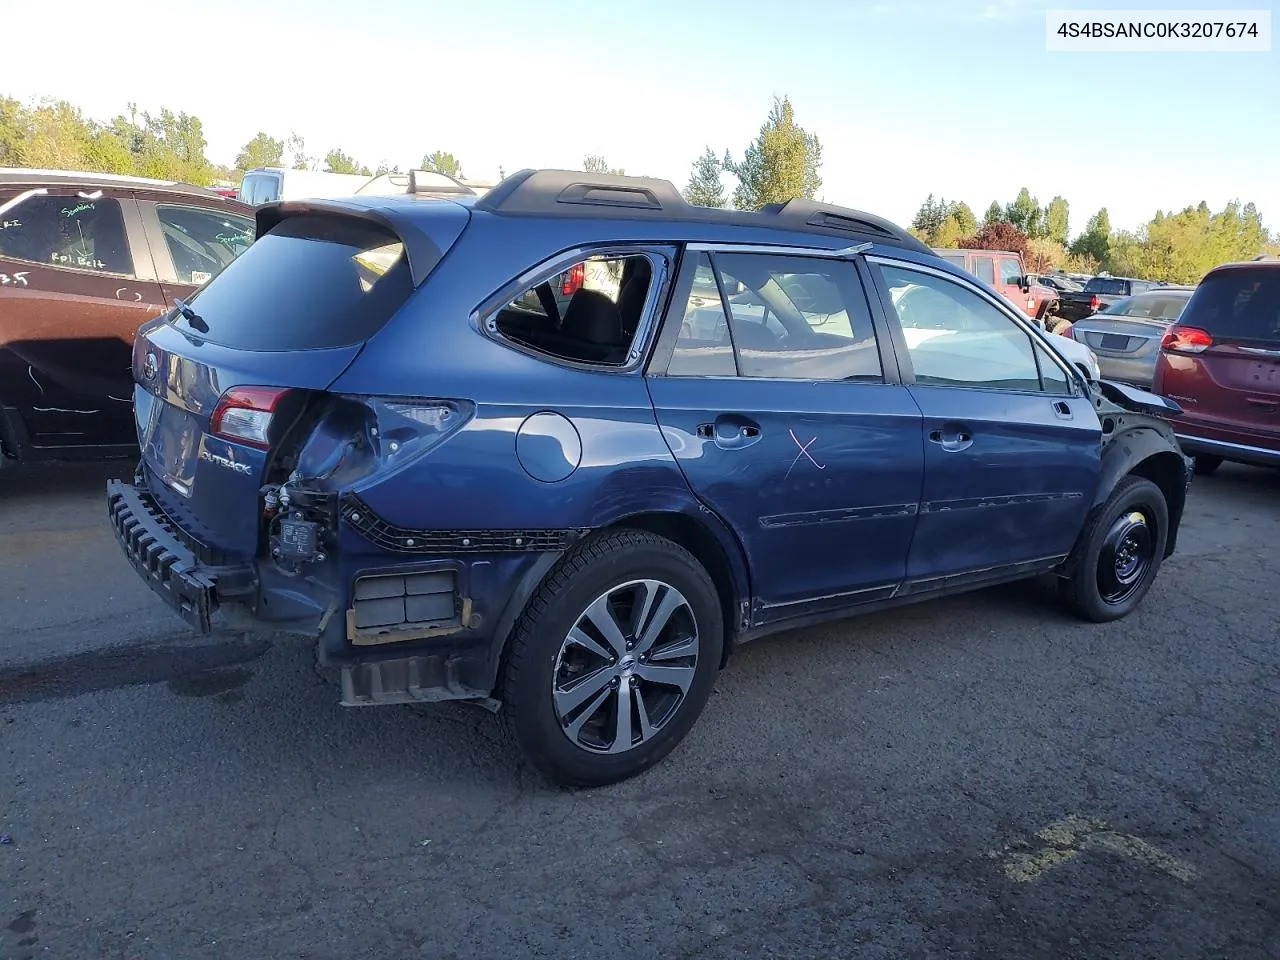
[1095,509,1154,605]
[1059,475,1168,622]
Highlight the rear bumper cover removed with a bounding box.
[106,479,246,633]
[107,476,572,708]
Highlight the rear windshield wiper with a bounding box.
[173,298,209,333]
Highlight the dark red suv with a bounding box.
[1153,259,1280,473]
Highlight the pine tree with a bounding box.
[683,147,727,208]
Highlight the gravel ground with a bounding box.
[2,459,1277,960]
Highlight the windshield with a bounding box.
[1100,291,1192,321]
[1180,267,1280,344]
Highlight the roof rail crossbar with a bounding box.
[477,169,687,216]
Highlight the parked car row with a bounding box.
[237,167,495,206]
[1064,287,1197,388]
[1055,275,1163,324]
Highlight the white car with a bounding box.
[1045,330,1101,382]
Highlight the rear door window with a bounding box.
[0,194,134,276]
[971,256,995,284]
[173,214,412,350]
[155,204,255,285]
[1181,268,1280,344]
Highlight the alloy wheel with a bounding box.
[552,579,700,755]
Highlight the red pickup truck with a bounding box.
[934,248,1060,326]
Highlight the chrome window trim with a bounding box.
[685,241,870,259]
[865,252,1083,393]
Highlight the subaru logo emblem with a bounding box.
[142,351,158,381]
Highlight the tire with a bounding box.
[500,529,724,787]
[1193,455,1223,476]
[1058,476,1168,623]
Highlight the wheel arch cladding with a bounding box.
[1066,425,1189,575]
[1126,450,1189,558]
[600,510,748,667]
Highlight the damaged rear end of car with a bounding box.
[108,195,498,697]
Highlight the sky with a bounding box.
[2,0,1277,238]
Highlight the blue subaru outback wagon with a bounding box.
[108,169,1192,786]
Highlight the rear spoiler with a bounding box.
[255,198,466,287]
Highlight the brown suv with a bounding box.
[1,169,254,465]
[1153,260,1280,473]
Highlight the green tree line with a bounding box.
[6,92,1273,285]
[0,94,481,186]
[1,96,219,184]
[912,186,1278,284]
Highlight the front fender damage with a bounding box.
[1056,380,1194,578]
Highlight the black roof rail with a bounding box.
[758,198,933,256]
[475,169,930,255]
[477,168,687,215]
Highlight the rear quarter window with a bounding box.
[1181,268,1280,344]
[173,215,413,350]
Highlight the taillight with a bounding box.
[1161,326,1214,354]
[210,386,290,448]
[1089,295,1100,312]
[562,263,585,296]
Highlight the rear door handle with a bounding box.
[928,427,973,452]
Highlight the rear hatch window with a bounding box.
[1084,278,1128,295]
[1181,267,1280,344]
[173,215,413,350]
